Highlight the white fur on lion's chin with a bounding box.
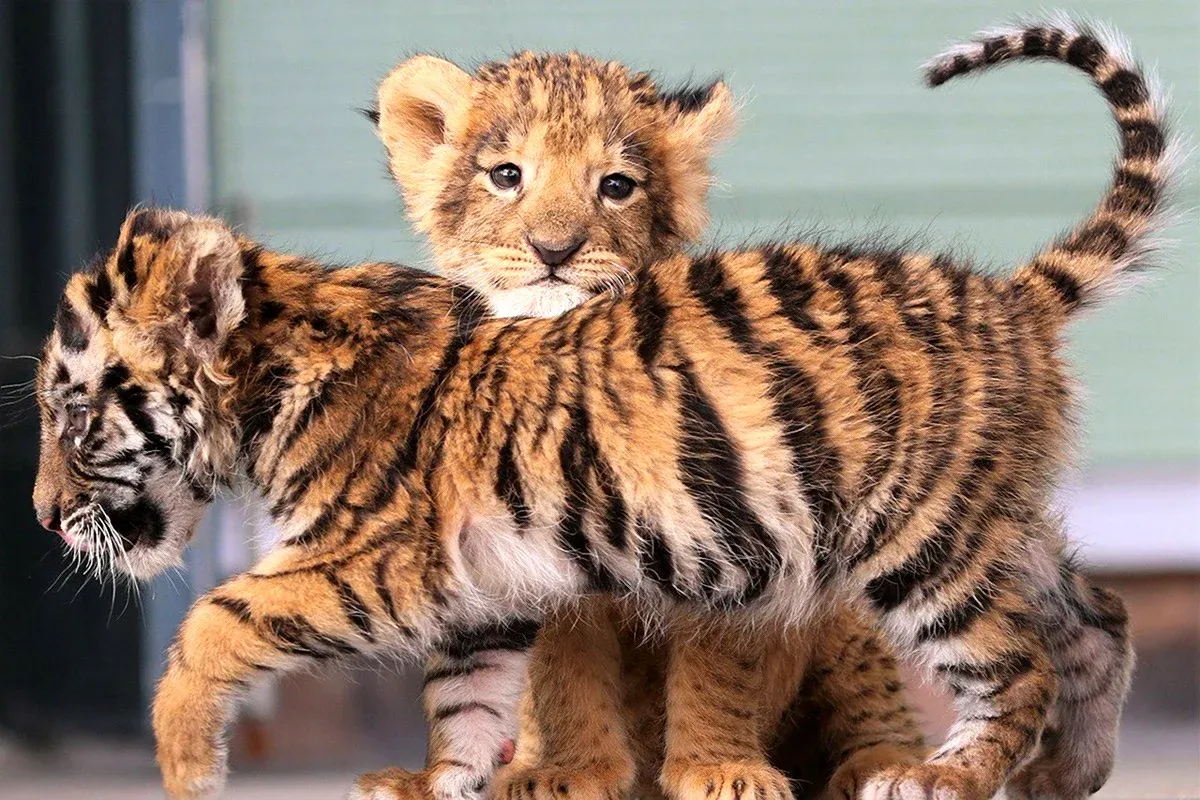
[485,282,593,319]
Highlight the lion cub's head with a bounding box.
[374,51,735,317]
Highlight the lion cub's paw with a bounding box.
[823,742,926,800]
[496,761,633,800]
[661,759,794,800]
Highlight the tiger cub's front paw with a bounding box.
[157,746,227,800]
[661,759,794,800]
[348,767,432,800]
[497,761,634,800]
[155,732,227,799]
[152,680,227,799]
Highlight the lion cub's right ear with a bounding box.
[375,56,473,224]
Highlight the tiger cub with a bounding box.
[32,16,1168,800]
[360,50,924,800]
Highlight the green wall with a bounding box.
[209,0,1199,468]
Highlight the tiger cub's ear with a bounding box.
[112,209,246,360]
[374,55,473,225]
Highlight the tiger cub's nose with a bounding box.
[37,502,62,533]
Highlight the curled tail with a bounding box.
[925,15,1181,321]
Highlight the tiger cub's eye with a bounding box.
[65,403,90,440]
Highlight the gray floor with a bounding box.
[2,723,1197,799]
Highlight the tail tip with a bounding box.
[923,53,972,89]
[924,65,953,89]
[921,41,986,90]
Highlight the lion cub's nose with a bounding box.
[528,236,585,268]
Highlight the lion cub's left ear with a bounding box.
[657,81,739,242]
[374,55,473,226]
[661,80,738,154]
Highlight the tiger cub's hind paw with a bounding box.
[858,763,982,800]
[1007,753,1113,800]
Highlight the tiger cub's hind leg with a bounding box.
[495,599,636,800]
[1008,555,1133,800]
[659,614,795,800]
[860,515,1061,799]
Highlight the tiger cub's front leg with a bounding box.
[153,562,400,799]
[495,599,637,800]
[351,619,540,800]
[660,614,794,800]
[860,516,1061,799]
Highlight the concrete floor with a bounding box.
[2,768,1198,799]
[2,723,1197,799]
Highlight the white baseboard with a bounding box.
[1064,471,1200,572]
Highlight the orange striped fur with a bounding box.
[32,17,1177,800]
[366,47,924,800]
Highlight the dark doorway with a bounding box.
[0,0,143,741]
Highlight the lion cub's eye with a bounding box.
[489,163,522,191]
[599,173,637,201]
[65,403,90,441]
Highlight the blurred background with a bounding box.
[0,1,1196,797]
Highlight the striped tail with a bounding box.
[924,15,1181,322]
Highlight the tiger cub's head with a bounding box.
[32,209,246,579]
[374,51,735,317]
